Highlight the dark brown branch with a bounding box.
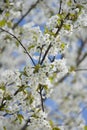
[40,43,52,65]
[0,98,6,110]
[48,55,55,62]
[38,47,43,64]
[39,86,44,112]
[76,39,87,66]
[38,44,45,64]
[58,0,62,14]
[55,13,70,37]
[0,27,36,66]
[76,53,87,66]
[14,85,26,96]
[75,68,87,71]
[37,84,44,112]
[73,0,77,3]
[21,118,30,130]
[57,36,87,84]
[56,54,87,84]
[12,0,41,30]
[57,73,69,83]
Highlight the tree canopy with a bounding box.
[0,0,87,130]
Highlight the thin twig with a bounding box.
[0,27,36,66]
[0,98,6,110]
[57,67,87,83]
[55,13,70,36]
[39,86,44,112]
[57,37,87,84]
[58,0,62,14]
[48,55,55,62]
[73,0,77,3]
[40,43,52,65]
[21,118,30,130]
[76,53,87,66]
[38,47,43,64]
[75,68,87,71]
[12,0,41,29]
[38,45,45,64]
[76,38,87,66]
[57,73,69,83]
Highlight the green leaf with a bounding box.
[33,64,40,73]
[44,27,55,36]
[76,4,84,12]
[52,127,61,130]
[49,76,54,82]
[5,109,11,114]
[84,126,87,130]
[69,66,75,72]
[60,43,66,50]
[28,45,35,51]
[17,114,24,124]
[49,120,54,127]
[32,113,39,118]
[7,21,12,28]
[24,93,34,104]
[69,13,78,21]
[57,19,61,26]
[14,85,28,95]
[43,84,48,91]
[63,24,71,31]
[5,11,10,17]
[3,126,6,130]
[67,0,72,6]
[0,19,6,27]
[0,83,5,91]
[16,41,19,47]
[5,94,12,100]
[4,35,12,41]
[20,67,28,77]
[57,12,66,20]
[5,0,10,7]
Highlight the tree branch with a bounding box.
[0,27,36,66]
[55,13,70,36]
[57,38,87,84]
[0,98,6,110]
[58,0,62,14]
[40,43,52,65]
[39,86,44,112]
[76,38,87,66]
[12,0,42,30]
[76,53,87,67]
[20,118,30,130]
[37,44,45,64]
[75,68,87,71]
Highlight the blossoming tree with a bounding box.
[0,0,87,130]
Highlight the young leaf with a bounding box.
[0,19,6,27]
[52,127,61,130]
[84,126,87,130]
